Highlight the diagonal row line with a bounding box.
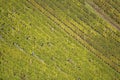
[28,0,120,73]
[35,0,120,67]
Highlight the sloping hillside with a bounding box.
[0,0,120,80]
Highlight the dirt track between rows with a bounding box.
[87,1,120,30]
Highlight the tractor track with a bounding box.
[28,0,120,73]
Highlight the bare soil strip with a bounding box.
[86,1,120,30]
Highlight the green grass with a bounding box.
[0,0,120,80]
